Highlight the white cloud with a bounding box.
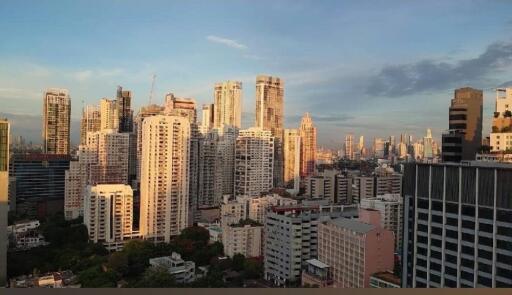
[73,70,94,82]
[206,35,248,50]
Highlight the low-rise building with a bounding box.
[301,259,333,288]
[222,220,263,258]
[9,271,78,288]
[370,271,401,288]
[149,252,196,284]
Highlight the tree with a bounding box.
[133,267,176,288]
[232,254,245,271]
[179,226,210,247]
[108,251,129,276]
[243,258,263,279]
[78,266,118,288]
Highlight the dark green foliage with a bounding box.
[130,267,177,288]
[232,254,245,271]
[78,266,118,288]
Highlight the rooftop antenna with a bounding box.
[149,74,156,105]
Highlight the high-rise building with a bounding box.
[42,88,71,155]
[200,104,214,132]
[283,129,301,191]
[256,75,284,186]
[164,93,197,123]
[374,138,386,159]
[214,81,242,129]
[402,162,512,288]
[222,222,263,258]
[216,126,238,198]
[300,113,317,178]
[140,115,190,242]
[490,88,512,152]
[345,134,354,160]
[10,154,70,218]
[424,129,434,159]
[84,184,134,251]
[317,209,395,288]
[442,87,483,162]
[64,129,130,220]
[116,86,133,133]
[80,105,101,145]
[305,169,353,204]
[360,194,403,252]
[0,119,9,286]
[264,204,359,286]
[235,128,274,197]
[100,98,119,131]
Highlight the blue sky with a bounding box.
[1,0,512,147]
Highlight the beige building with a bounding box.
[235,128,274,197]
[283,129,301,191]
[200,104,214,132]
[140,115,190,242]
[43,88,71,155]
[256,75,284,186]
[83,184,133,251]
[214,81,242,129]
[300,113,317,178]
[247,193,297,224]
[345,134,354,160]
[80,105,101,145]
[223,223,263,258]
[164,93,197,123]
[0,119,9,286]
[100,98,119,131]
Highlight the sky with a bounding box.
[1,0,512,148]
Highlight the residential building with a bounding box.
[139,115,190,242]
[43,88,71,155]
[263,203,359,286]
[149,252,196,284]
[235,128,274,197]
[370,271,401,288]
[256,75,284,186]
[374,138,386,159]
[283,129,301,191]
[402,162,512,288]
[214,81,242,129]
[300,113,317,178]
[79,105,101,145]
[223,222,263,258]
[317,209,395,288]
[305,169,352,204]
[490,88,512,153]
[361,194,403,252]
[345,134,354,160]
[83,184,134,251]
[116,86,133,133]
[248,193,297,224]
[99,98,118,131]
[442,87,483,162]
[200,104,214,132]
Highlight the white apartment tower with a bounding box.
[83,184,133,251]
[235,128,274,197]
[214,81,242,129]
[140,115,191,242]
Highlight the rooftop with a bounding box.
[371,271,401,286]
[328,218,375,233]
[306,259,329,269]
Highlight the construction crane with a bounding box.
[149,74,156,105]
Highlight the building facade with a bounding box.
[0,119,9,286]
[299,113,317,178]
[214,81,242,129]
[283,129,301,191]
[43,88,71,155]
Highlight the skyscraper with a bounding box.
[100,98,119,131]
[80,105,101,145]
[235,128,274,197]
[214,81,242,129]
[300,113,317,178]
[402,162,512,288]
[140,115,190,242]
[423,129,434,159]
[116,86,133,133]
[256,75,284,186]
[42,88,71,155]
[283,129,301,191]
[345,134,354,160]
[200,104,214,132]
[0,119,9,286]
[442,87,483,162]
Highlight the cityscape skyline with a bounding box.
[2,1,512,146]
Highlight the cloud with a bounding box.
[366,41,512,97]
[73,68,124,82]
[206,35,248,50]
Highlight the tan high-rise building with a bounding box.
[300,113,317,178]
[164,93,197,123]
[80,105,101,145]
[100,98,119,131]
[283,128,301,191]
[345,134,354,160]
[235,128,274,197]
[256,75,284,186]
[84,184,133,251]
[442,87,483,162]
[140,115,190,242]
[200,104,214,133]
[0,119,9,286]
[214,81,242,129]
[43,88,71,155]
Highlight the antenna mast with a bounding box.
[149,74,156,105]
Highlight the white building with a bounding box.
[223,223,263,258]
[213,81,242,129]
[140,115,190,242]
[360,194,403,252]
[99,98,118,131]
[235,128,274,197]
[83,184,133,251]
[149,252,196,284]
[248,193,297,224]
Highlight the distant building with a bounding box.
[0,119,8,286]
[442,87,483,162]
[317,209,395,288]
[214,81,242,129]
[283,129,301,191]
[79,105,101,145]
[100,98,118,131]
[344,134,354,160]
[299,113,317,178]
[43,88,71,155]
[116,86,133,133]
[149,253,196,284]
[305,169,352,204]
